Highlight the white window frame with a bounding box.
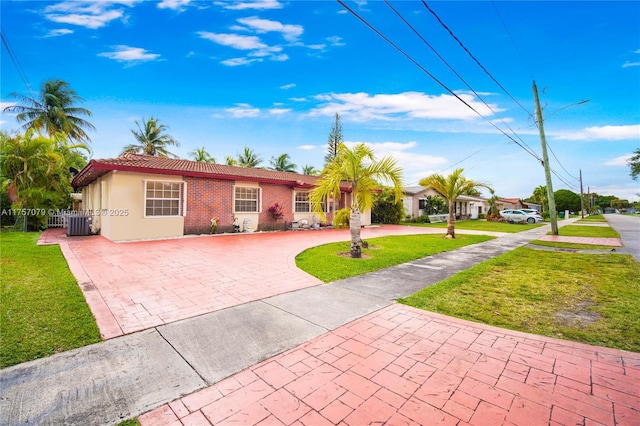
[233,185,261,213]
[294,191,312,213]
[144,180,183,217]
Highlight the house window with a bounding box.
[145,181,182,216]
[295,191,311,213]
[296,191,327,212]
[234,186,260,212]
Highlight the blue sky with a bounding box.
[2,0,639,202]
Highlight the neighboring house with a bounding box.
[402,186,489,219]
[71,153,363,242]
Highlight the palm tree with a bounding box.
[189,146,216,163]
[4,79,95,143]
[225,155,239,166]
[121,117,179,158]
[310,143,403,258]
[237,146,263,168]
[419,168,491,238]
[269,153,297,172]
[302,165,320,176]
[532,185,548,212]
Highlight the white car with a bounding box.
[499,209,543,224]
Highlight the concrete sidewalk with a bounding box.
[2,218,638,425]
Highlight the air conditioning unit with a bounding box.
[67,216,90,236]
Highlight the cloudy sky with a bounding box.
[1,0,639,201]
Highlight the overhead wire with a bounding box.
[383,0,539,162]
[422,1,532,118]
[1,31,35,99]
[336,0,543,164]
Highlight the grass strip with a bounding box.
[555,225,620,238]
[296,234,493,283]
[1,231,102,368]
[400,247,640,351]
[401,220,543,233]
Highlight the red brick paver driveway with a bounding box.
[140,305,640,426]
[49,226,450,338]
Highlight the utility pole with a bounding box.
[579,169,585,218]
[532,81,559,235]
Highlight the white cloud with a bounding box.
[326,36,345,47]
[310,91,502,122]
[280,83,296,90]
[605,154,633,166]
[226,103,260,118]
[268,108,290,115]
[42,1,139,29]
[215,0,283,10]
[44,28,74,37]
[158,0,191,10]
[221,57,261,66]
[344,140,448,184]
[198,32,267,50]
[554,124,640,141]
[297,145,316,151]
[622,61,640,68]
[98,45,160,63]
[237,16,303,42]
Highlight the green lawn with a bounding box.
[296,234,494,283]
[577,214,607,222]
[399,248,640,351]
[555,224,620,238]
[0,231,102,368]
[402,219,543,233]
[528,240,616,251]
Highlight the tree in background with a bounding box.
[372,187,405,224]
[269,153,297,172]
[122,117,179,158]
[553,189,581,213]
[302,165,320,176]
[4,79,95,144]
[487,189,500,218]
[419,168,491,238]
[189,146,216,163]
[311,143,403,258]
[225,156,238,166]
[531,185,548,212]
[324,113,343,166]
[237,146,263,168]
[628,148,640,181]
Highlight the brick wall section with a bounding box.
[260,183,294,231]
[184,177,235,234]
[184,177,295,234]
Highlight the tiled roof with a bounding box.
[72,153,328,189]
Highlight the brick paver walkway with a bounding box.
[40,226,455,338]
[537,235,622,247]
[140,304,640,426]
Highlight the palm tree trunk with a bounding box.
[447,201,456,238]
[350,207,362,258]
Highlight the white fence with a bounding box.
[46,212,69,228]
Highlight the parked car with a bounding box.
[520,208,541,216]
[499,209,543,224]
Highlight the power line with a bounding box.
[1,31,35,99]
[383,0,539,161]
[422,1,532,118]
[336,0,543,164]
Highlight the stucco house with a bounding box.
[402,186,489,220]
[497,198,541,212]
[71,153,365,242]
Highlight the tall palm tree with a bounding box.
[310,143,403,258]
[269,153,297,172]
[4,79,95,143]
[419,168,491,238]
[189,146,216,163]
[225,155,239,166]
[237,146,263,168]
[121,117,179,158]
